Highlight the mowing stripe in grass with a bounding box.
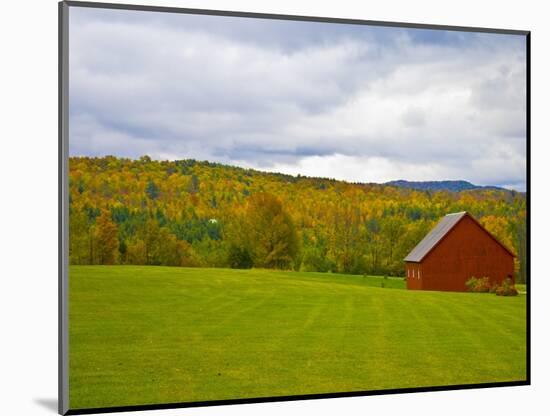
[69,266,526,408]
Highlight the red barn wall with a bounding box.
[420,215,514,292]
[406,263,423,290]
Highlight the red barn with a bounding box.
[404,212,515,292]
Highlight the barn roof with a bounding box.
[404,212,468,262]
[404,211,515,263]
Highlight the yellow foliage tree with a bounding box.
[94,209,119,265]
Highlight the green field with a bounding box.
[69,266,527,409]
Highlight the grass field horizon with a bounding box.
[69,265,526,409]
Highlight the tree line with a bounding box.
[69,156,527,282]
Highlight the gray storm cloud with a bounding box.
[69,7,527,190]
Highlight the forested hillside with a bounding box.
[384,180,507,192]
[69,156,527,282]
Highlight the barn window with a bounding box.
[412,269,415,278]
[407,268,410,278]
[418,269,421,279]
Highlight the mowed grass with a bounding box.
[69,266,526,409]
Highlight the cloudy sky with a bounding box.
[69,7,527,190]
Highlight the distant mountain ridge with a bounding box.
[385,180,508,193]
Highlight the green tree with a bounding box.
[69,208,92,264]
[227,244,253,269]
[513,214,527,284]
[145,180,160,200]
[188,174,200,194]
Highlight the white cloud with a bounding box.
[69,7,527,190]
[238,154,442,184]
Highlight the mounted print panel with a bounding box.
[59,1,529,414]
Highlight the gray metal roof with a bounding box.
[404,212,467,263]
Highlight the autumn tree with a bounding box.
[364,217,382,274]
[480,215,514,252]
[381,216,404,274]
[241,192,300,269]
[94,209,119,264]
[133,218,162,265]
[126,238,147,265]
[328,202,363,273]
